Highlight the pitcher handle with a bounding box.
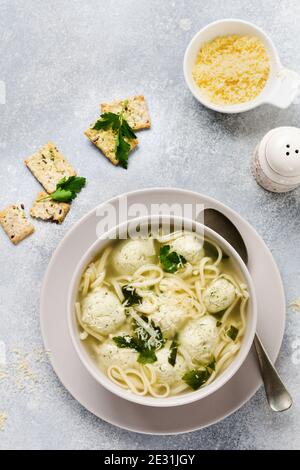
[265,68,300,109]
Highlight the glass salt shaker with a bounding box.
[252,127,300,193]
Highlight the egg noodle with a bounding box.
[75,231,249,398]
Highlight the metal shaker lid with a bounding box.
[265,127,300,177]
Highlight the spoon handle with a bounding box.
[254,334,292,412]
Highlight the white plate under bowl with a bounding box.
[40,188,286,435]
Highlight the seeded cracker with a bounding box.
[84,126,138,166]
[30,192,70,224]
[24,142,76,193]
[0,204,34,244]
[101,95,151,130]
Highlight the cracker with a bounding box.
[101,95,151,130]
[0,204,34,244]
[84,126,138,166]
[30,192,70,224]
[24,142,76,193]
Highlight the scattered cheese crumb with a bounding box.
[0,369,7,382]
[179,18,191,31]
[290,299,300,311]
[79,331,88,341]
[192,35,270,105]
[0,347,53,404]
[12,348,39,392]
[0,412,8,431]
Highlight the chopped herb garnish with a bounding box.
[159,245,187,273]
[213,309,226,320]
[207,356,216,371]
[92,108,137,169]
[227,325,239,341]
[122,285,142,307]
[113,317,165,364]
[168,334,179,367]
[113,335,137,349]
[203,240,229,261]
[182,368,212,391]
[137,348,157,364]
[182,358,216,390]
[133,314,149,326]
[133,316,165,350]
[38,176,86,203]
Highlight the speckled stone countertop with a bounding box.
[0,0,300,450]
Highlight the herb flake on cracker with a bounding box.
[101,95,151,130]
[25,142,76,194]
[30,192,70,224]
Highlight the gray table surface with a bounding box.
[0,0,300,450]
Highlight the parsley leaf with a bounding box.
[92,110,137,169]
[113,335,137,349]
[92,112,120,131]
[38,176,86,203]
[115,132,131,169]
[56,176,86,195]
[133,316,165,351]
[122,285,142,307]
[137,349,157,364]
[182,368,211,391]
[150,321,165,348]
[113,317,165,365]
[207,356,216,371]
[212,309,226,320]
[182,357,216,390]
[168,334,179,367]
[121,119,137,140]
[227,325,239,341]
[159,245,187,273]
[50,189,73,202]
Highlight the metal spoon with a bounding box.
[203,208,292,412]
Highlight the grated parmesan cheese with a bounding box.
[192,35,270,105]
[128,309,163,349]
[0,412,8,431]
[290,299,300,311]
[12,348,39,392]
[0,369,7,382]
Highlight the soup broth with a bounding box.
[75,231,249,397]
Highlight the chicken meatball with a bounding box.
[180,316,218,363]
[152,347,187,386]
[169,234,204,264]
[98,341,138,369]
[81,287,126,335]
[151,298,191,338]
[113,239,155,275]
[203,278,236,313]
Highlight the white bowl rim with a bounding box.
[183,18,281,114]
[67,214,257,407]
